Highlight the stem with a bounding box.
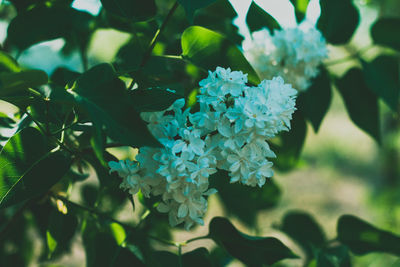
[185,235,210,244]
[178,244,183,267]
[52,121,79,136]
[139,1,179,68]
[158,54,183,60]
[147,234,177,247]
[25,111,47,135]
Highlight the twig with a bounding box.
[139,1,179,68]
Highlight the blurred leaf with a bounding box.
[100,0,156,21]
[337,215,400,256]
[209,217,298,266]
[270,110,307,171]
[153,248,212,267]
[336,68,380,143]
[113,40,145,73]
[246,1,280,34]
[0,213,34,266]
[280,211,326,260]
[209,170,281,227]
[297,67,332,132]
[7,0,49,12]
[0,51,21,73]
[371,18,400,51]
[290,0,310,23]
[209,246,233,267]
[178,0,217,21]
[46,209,78,258]
[316,245,351,267]
[7,5,94,51]
[130,88,182,112]
[361,55,399,111]
[317,0,359,44]
[181,26,260,85]
[0,127,72,208]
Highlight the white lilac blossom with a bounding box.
[243,23,328,91]
[109,67,297,229]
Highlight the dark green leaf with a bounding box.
[46,209,78,258]
[317,0,359,44]
[371,18,400,51]
[209,170,281,227]
[361,56,399,111]
[7,5,94,51]
[52,63,161,152]
[297,67,332,132]
[181,26,260,85]
[337,215,400,256]
[280,211,326,260]
[50,67,80,88]
[178,0,217,21]
[246,1,280,34]
[0,127,72,208]
[270,110,307,171]
[336,68,380,143]
[100,0,156,21]
[209,217,298,266]
[130,88,182,112]
[290,0,310,23]
[0,70,48,107]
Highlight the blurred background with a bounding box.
[0,0,400,266]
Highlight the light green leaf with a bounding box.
[181,26,260,85]
[289,0,310,23]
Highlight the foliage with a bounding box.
[0,0,399,266]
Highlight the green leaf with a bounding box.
[0,51,21,73]
[337,215,400,256]
[246,1,280,34]
[0,70,48,108]
[194,0,243,45]
[371,18,400,51]
[52,63,161,151]
[209,217,298,266]
[361,56,399,111]
[7,5,93,51]
[297,67,332,132]
[181,26,260,85]
[100,0,156,21]
[46,209,78,258]
[270,110,307,171]
[209,170,281,227]
[50,67,80,88]
[336,68,380,143]
[130,88,182,112]
[178,0,217,21]
[280,211,326,260]
[290,0,310,23]
[317,0,359,44]
[0,127,72,208]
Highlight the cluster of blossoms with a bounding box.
[109,67,297,229]
[243,23,328,91]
